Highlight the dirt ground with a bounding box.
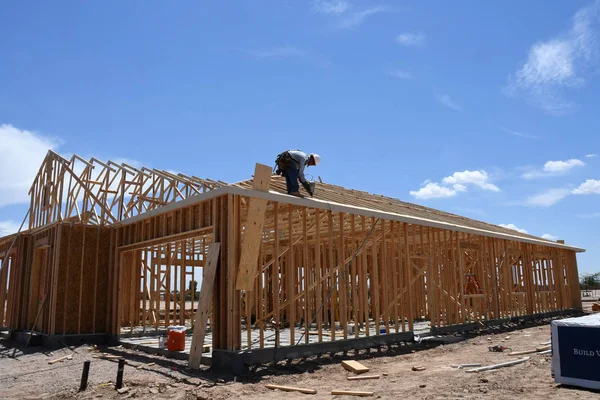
[2,313,600,399]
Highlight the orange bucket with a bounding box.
[167,326,186,351]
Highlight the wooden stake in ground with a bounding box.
[342,360,369,374]
[331,390,374,397]
[465,357,530,373]
[265,384,317,394]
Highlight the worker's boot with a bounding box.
[290,191,304,198]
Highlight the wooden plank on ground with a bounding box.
[265,384,317,394]
[235,163,272,291]
[342,360,369,374]
[188,243,221,369]
[331,390,374,397]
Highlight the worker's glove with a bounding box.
[302,181,313,197]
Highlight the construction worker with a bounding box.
[274,150,320,197]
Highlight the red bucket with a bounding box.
[167,326,186,351]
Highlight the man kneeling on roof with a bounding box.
[274,150,320,197]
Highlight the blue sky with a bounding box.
[0,1,599,274]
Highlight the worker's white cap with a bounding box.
[311,153,321,165]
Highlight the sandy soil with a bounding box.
[1,317,599,400]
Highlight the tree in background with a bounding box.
[186,280,199,301]
[580,272,600,290]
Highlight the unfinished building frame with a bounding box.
[0,152,584,370]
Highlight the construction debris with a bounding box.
[412,366,426,372]
[265,384,317,394]
[331,390,374,397]
[508,345,550,356]
[451,363,482,369]
[48,355,73,364]
[342,360,369,374]
[347,375,380,381]
[465,357,530,373]
[137,362,156,370]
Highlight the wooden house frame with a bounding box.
[0,152,584,371]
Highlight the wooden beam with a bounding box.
[235,164,272,291]
[188,243,221,369]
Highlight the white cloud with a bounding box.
[506,2,600,113]
[499,223,529,234]
[0,124,59,207]
[337,6,388,29]
[410,169,499,200]
[525,188,571,207]
[501,127,539,139]
[313,0,349,15]
[576,212,600,218]
[522,158,585,179]
[585,153,597,158]
[544,158,585,173]
[542,233,558,241]
[435,93,462,111]
[572,179,600,194]
[409,182,461,199]
[0,220,20,236]
[442,170,500,192]
[396,32,425,47]
[387,69,413,79]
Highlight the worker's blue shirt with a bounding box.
[287,150,309,183]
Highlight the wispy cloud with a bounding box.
[396,32,425,47]
[576,212,600,218]
[386,69,413,80]
[506,1,600,113]
[238,45,307,58]
[409,169,499,200]
[542,233,558,241]
[585,153,597,158]
[521,158,585,179]
[0,220,20,236]
[525,188,571,207]
[499,223,528,234]
[0,124,59,207]
[312,0,350,15]
[337,6,388,29]
[435,93,462,111]
[501,127,539,139]
[572,179,600,194]
[238,45,331,67]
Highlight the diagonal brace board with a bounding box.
[188,242,221,369]
[235,163,272,291]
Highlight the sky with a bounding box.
[0,1,599,274]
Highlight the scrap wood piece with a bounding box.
[347,375,380,381]
[188,243,221,370]
[136,362,156,370]
[508,345,551,356]
[93,354,122,359]
[331,390,374,397]
[412,366,426,372]
[265,384,317,394]
[451,363,482,369]
[465,357,530,373]
[539,340,551,346]
[342,360,369,374]
[48,354,73,364]
[538,349,552,355]
[235,163,272,291]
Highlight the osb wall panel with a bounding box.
[55,224,111,334]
